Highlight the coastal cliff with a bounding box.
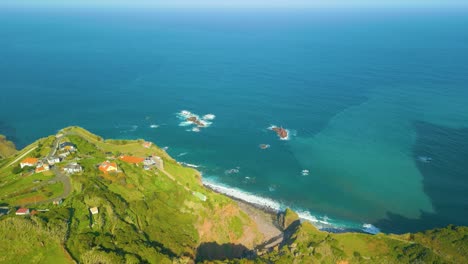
[0,134,16,159]
[0,127,466,263]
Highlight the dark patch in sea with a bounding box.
[0,121,20,147]
[374,121,468,233]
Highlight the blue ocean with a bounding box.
[1,8,467,233]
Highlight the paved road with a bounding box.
[23,135,73,207]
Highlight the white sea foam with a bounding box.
[203,179,281,211]
[177,110,214,130]
[179,121,193,127]
[362,223,381,234]
[181,162,200,168]
[267,125,291,141]
[150,124,159,128]
[225,168,240,175]
[202,114,216,120]
[203,178,378,232]
[177,152,188,157]
[418,156,432,163]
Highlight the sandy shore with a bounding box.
[235,200,284,249]
[204,184,284,249]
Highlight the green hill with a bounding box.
[0,134,16,159]
[0,127,466,263]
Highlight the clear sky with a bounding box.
[2,0,468,9]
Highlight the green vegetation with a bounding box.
[0,132,66,206]
[0,134,16,159]
[251,220,468,264]
[0,217,72,263]
[0,127,261,263]
[0,126,467,263]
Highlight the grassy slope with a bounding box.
[249,218,468,264]
[0,135,16,159]
[0,126,262,263]
[0,217,72,264]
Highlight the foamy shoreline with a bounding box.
[203,179,380,234]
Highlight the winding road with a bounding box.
[23,135,72,206]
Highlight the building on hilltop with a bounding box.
[47,156,61,165]
[15,208,30,216]
[143,156,164,170]
[35,163,50,173]
[64,162,83,174]
[20,157,38,168]
[99,161,118,173]
[89,207,99,215]
[152,156,164,170]
[142,141,152,148]
[59,142,76,152]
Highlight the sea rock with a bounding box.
[271,126,288,139]
[186,116,205,127]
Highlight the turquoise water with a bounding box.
[1,8,467,233]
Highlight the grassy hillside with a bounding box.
[0,217,72,264]
[0,127,466,263]
[240,213,468,264]
[0,135,16,159]
[0,127,262,263]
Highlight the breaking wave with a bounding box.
[203,177,380,233]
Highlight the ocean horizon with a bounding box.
[1,7,467,234]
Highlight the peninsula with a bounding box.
[0,127,466,263]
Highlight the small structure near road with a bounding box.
[47,156,61,165]
[53,199,63,205]
[89,207,99,215]
[64,162,83,174]
[143,156,164,170]
[59,142,77,152]
[35,163,50,173]
[15,208,30,216]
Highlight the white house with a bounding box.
[90,207,99,215]
[64,163,83,174]
[47,156,61,165]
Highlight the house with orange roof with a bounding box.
[142,141,152,148]
[20,157,39,168]
[99,161,118,173]
[119,156,145,164]
[35,163,50,173]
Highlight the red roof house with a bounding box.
[15,208,30,215]
[20,158,38,168]
[99,161,118,173]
